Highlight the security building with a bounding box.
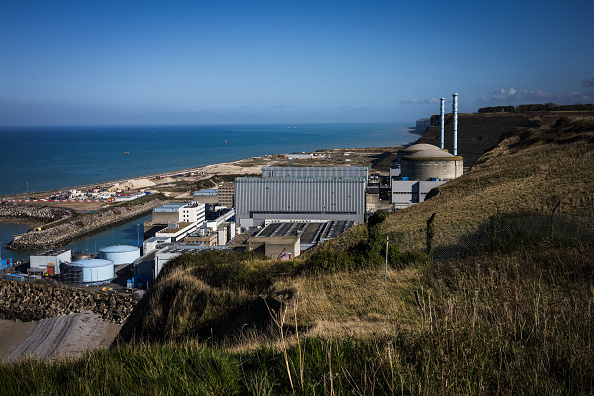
[235,166,368,228]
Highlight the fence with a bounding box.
[388,210,594,263]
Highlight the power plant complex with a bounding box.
[4,93,464,289]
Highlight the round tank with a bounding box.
[99,245,140,265]
[401,149,463,180]
[70,259,114,285]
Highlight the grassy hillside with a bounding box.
[1,115,593,394]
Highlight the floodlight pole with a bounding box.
[385,236,389,282]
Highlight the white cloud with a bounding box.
[477,88,555,103]
[559,91,593,103]
[399,98,440,104]
[337,105,373,111]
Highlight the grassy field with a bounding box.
[1,115,593,394]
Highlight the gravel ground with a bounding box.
[5,310,121,363]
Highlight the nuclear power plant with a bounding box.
[390,93,464,208]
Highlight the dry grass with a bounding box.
[380,125,594,247]
[271,268,421,339]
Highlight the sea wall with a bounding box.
[0,205,72,225]
[0,280,136,324]
[6,198,164,250]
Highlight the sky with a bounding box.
[1,0,593,126]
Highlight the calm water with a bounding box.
[0,214,152,262]
[0,123,415,196]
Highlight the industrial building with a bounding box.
[217,182,235,208]
[235,175,366,228]
[144,202,206,238]
[247,220,354,258]
[390,93,464,208]
[29,249,71,276]
[193,189,219,204]
[151,202,205,224]
[261,166,368,179]
[236,166,367,227]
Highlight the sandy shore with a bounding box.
[1,311,120,363]
[1,146,397,202]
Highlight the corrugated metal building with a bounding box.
[235,175,366,227]
[261,166,368,179]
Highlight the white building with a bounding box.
[152,202,206,224]
[29,249,71,275]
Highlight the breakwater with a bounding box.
[0,205,72,225]
[4,198,164,250]
[0,280,136,324]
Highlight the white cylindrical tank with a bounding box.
[99,245,141,265]
[70,259,114,285]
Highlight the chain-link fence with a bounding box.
[388,210,594,263]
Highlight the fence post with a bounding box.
[426,213,436,255]
[551,201,560,240]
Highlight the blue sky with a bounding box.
[1,0,593,125]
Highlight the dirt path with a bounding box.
[2,311,121,363]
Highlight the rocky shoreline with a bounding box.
[0,280,136,324]
[0,205,72,226]
[4,198,164,251]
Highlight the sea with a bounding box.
[0,122,418,260]
[0,123,416,197]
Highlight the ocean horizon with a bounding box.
[0,122,417,196]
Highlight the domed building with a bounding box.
[396,143,449,164]
[389,94,465,208]
[400,147,463,181]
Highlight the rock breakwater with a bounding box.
[6,198,164,250]
[0,205,72,224]
[0,280,136,324]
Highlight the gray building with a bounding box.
[235,167,367,227]
[262,166,368,179]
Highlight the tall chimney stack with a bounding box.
[452,93,458,156]
[440,98,445,149]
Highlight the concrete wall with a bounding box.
[401,158,463,181]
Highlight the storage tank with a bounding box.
[70,259,114,285]
[401,149,463,181]
[99,245,141,265]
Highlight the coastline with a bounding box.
[1,145,401,201]
[1,145,403,250]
